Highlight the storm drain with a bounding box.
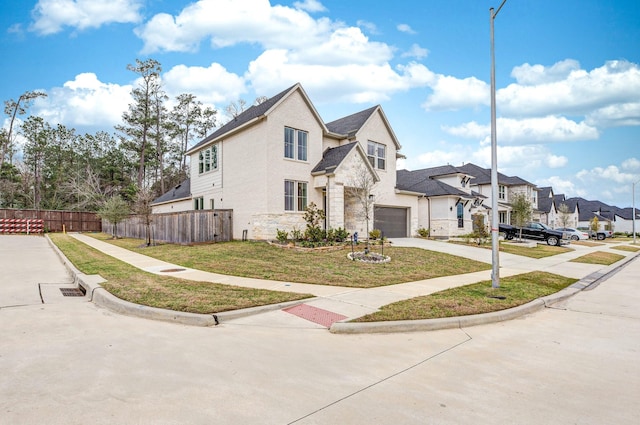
[59,287,86,297]
[283,304,348,328]
[160,268,186,273]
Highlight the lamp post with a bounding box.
[489,0,507,288]
[634,179,640,244]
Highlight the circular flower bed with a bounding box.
[347,251,391,263]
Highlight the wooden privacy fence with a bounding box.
[104,210,233,244]
[0,209,102,233]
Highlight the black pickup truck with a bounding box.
[499,222,569,246]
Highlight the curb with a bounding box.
[46,235,639,331]
[330,251,640,334]
[45,235,310,327]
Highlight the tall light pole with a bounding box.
[633,187,637,244]
[490,0,507,288]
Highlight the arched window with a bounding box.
[457,203,464,228]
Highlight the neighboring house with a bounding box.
[614,207,640,234]
[537,186,556,226]
[555,196,580,229]
[396,165,486,239]
[457,163,540,227]
[152,83,418,240]
[567,197,618,232]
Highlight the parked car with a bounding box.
[499,222,569,246]
[591,229,613,240]
[556,227,589,241]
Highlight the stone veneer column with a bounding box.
[328,180,345,229]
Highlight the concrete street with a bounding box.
[1,234,639,424]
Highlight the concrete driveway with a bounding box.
[1,234,639,424]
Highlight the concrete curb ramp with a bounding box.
[46,235,639,332]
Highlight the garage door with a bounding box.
[374,206,407,238]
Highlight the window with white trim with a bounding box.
[367,141,386,170]
[284,127,308,161]
[498,185,506,200]
[284,180,307,211]
[198,144,218,174]
[194,197,204,210]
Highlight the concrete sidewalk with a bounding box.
[63,233,640,330]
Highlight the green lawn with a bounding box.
[450,239,573,258]
[93,233,492,288]
[353,271,577,322]
[49,233,312,314]
[570,251,626,265]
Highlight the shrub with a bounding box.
[369,229,381,240]
[291,227,303,241]
[417,227,429,238]
[327,227,349,242]
[276,229,288,243]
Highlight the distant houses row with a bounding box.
[151,83,639,240]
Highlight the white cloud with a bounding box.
[291,27,393,66]
[536,176,580,198]
[293,0,326,12]
[30,0,142,35]
[444,116,599,145]
[546,154,568,168]
[135,0,337,53]
[511,59,581,85]
[402,43,428,59]
[622,157,640,172]
[397,23,416,34]
[33,73,132,128]
[246,51,432,104]
[357,20,378,35]
[163,63,246,105]
[422,75,489,111]
[586,102,640,127]
[499,60,640,118]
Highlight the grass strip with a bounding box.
[49,234,312,314]
[610,245,640,253]
[569,251,626,265]
[451,240,573,258]
[92,234,492,288]
[353,271,577,322]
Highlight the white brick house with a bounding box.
[152,83,418,240]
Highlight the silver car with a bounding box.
[556,227,589,240]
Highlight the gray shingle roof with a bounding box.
[458,162,536,187]
[325,106,378,136]
[397,168,475,198]
[188,84,298,153]
[312,142,357,174]
[151,178,191,205]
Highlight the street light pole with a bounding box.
[634,179,639,245]
[490,0,507,289]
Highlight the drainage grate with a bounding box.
[60,288,86,297]
[160,268,186,273]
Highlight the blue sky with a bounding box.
[2,0,639,208]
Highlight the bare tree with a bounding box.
[557,203,571,228]
[63,166,114,211]
[225,99,247,119]
[133,187,155,246]
[346,162,377,252]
